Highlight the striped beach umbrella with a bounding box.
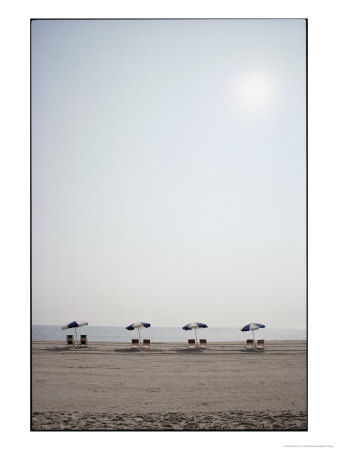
[240,323,265,343]
[62,321,88,345]
[126,322,151,346]
[182,322,208,342]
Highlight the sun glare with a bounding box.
[233,70,278,115]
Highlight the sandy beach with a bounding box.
[32,340,307,431]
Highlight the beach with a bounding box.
[32,340,307,431]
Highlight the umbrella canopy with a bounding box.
[182,322,208,330]
[240,323,265,343]
[62,321,88,330]
[126,321,151,330]
[182,322,208,345]
[240,323,265,332]
[126,322,151,347]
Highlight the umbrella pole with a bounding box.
[138,328,140,348]
[252,330,255,347]
[195,328,197,347]
[75,327,78,347]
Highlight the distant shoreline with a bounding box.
[31,325,307,343]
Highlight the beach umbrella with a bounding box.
[126,322,151,347]
[240,323,265,343]
[182,322,208,343]
[62,321,88,345]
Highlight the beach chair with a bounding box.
[200,339,207,349]
[256,339,264,350]
[245,339,254,350]
[131,339,140,349]
[79,335,88,347]
[143,339,150,349]
[66,335,75,346]
[188,339,196,349]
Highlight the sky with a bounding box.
[31,19,306,328]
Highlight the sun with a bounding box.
[232,70,278,115]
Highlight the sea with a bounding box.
[32,325,306,342]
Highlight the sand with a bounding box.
[32,340,307,431]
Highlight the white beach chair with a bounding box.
[131,339,140,349]
[79,335,88,347]
[188,339,196,349]
[143,339,150,349]
[256,339,264,350]
[245,339,254,350]
[200,339,207,349]
[66,335,75,346]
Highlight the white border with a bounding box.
[1,0,337,448]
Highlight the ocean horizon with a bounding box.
[32,325,306,342]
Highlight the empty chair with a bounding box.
[256,339,265,350]
[199,338,207,349]
[79,335,88,347]
[245,339,254,349]
[131,338,140,349]
[188,339,196,349]
[66,335,75,346]
[143,339,150,349]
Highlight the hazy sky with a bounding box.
[32,19,306,327]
